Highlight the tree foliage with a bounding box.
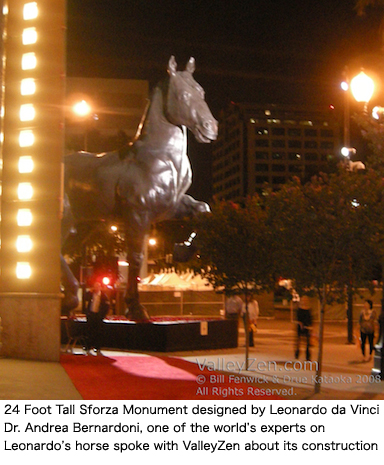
[192,197,275,297]
[265,170,384,304]
[62,221,126,281]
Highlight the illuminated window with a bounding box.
[19,104,35,122]
[17,208,33,226]
[18,182,33,200]
[22,27,37,45]
[19,129,34,147]
[18,156,34,173]
[23,2,38,20]
[16,262,32,279]
[21,78,36,95]
[21,52,37,70]
[16,235,32,253]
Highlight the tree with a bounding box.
[355,0,384,49]
[265,170,384,393]
[355,0,384,16]
[62,220,126,287]
[192,197,275,368]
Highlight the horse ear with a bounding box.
[186,57,195,74]
[168,56,177,76]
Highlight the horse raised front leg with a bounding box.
[125,237,150,321]
[175,194,210,218]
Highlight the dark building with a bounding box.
[212,102,341,200]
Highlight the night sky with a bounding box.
[66,0,384,200]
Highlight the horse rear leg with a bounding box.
[125,237,150,321]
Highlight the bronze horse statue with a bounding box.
[61,56,218,320]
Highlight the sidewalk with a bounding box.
[178,318,384,400]
[0,318,383,400]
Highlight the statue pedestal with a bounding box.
[372,346,384,380]
[62,316,238,352]
[0,294,61,362]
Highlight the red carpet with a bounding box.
[60,353,282,400]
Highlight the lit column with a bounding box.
[0,1,66,361]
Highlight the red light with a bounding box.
[102,276,110,286]
[329,104,335,110]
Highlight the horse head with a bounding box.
[165,56,218,143]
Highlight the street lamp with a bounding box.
[347,69,384,379]
[72,99,91,118]
[72,100,94,151]
[340,69,374,345]
[350,70,375,113]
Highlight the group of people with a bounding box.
[226,293,381,362]
[82,284,380,359]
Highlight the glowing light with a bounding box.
[73,100,91,117]
[341,147,356,158]
[110,225,118,232]
[16,262,32,279]
[18,156,34,173]
[102,276,111,286]
[22,27,37,45]
[19,129,34,147]
[148,238,157,246]
[341,147,349,157]
[16,235,32,253]
[350,71,375,103]
[21,78,36,95]
[372,106,384,121]
[17,209,33,226]
[340,81,349,91]
[19,104,35,122]
[21,52,37,70]
[23,2,38,20]
[18,182,33,200]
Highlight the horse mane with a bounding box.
[118,78,170,160]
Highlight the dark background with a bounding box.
[66,0,384,200]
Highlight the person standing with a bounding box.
[294,295,313,361]
[225,295,243,321]
[359,299,377,362]
[241,295,259,347]
[85,281,110,354]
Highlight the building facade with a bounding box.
[212,102,341,200]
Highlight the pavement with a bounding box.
[1,318,383,400]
